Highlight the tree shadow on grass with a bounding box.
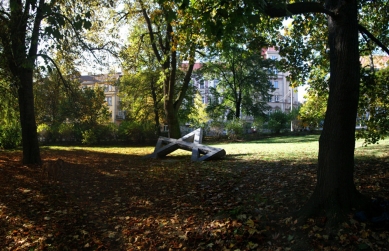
[0,148,388,250]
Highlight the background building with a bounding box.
[80,73,124,124]
[190,48,299,115]
[263,47,299,113]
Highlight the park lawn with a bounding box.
[0,135,388,250]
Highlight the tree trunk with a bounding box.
[18,69,41,165]
[165,102,181,138]
[299,0,368,227]
[235,98,241,119]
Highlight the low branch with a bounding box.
[358,24,389,56]
[0,9,11,20]
[264,2,335,18]
[36,53,74,93]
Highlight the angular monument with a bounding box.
[148,128,226,161]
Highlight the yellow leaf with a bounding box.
[361,231,369,239]
[246,219,255,228]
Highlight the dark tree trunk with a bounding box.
[299,0,368,226]
[150,80,161,137]
[235,98,241,119]
[18,69,41,165]
[6,0,43,165]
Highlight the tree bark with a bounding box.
[298,0,368,227]
[6,0,43,165]
[17,69,42,165]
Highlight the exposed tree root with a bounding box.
[296,189,371,233]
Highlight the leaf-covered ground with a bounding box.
[1,137,389,250]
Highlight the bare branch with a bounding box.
[358,24,389,56]
[36,53,74,93]
[0,9,11,20]
[139,0,162,62]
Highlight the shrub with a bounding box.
[0,124,22,149]
[37,123,50,141]
[118,121,156,143]
[95,123,119,142]
[208,120,225,137]
[81,129,98,145]
[58,123,75,142]
[268,110,290,134]
[225,119,244,140]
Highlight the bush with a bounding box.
[208,121,225,137]
[81,129,98,145]
[118,121,156,143]
[268,110,290,134]
[0,124,22,149]
[225,119,244,140]
[58,123,76,142]
[95,123,119,142]
[37,123,50,141]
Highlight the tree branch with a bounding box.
[36,53,74,93]
[358,24,389,56]
[139,0,162,62]
[0,9,11,20]
[264,2,335,18]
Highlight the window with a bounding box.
[117,110,125,119]
[271,56,277,60]
[106,97,112,106]
[275,95,279,102]
[104,85,109,92]
[199,79,205,89]
[273,81,279,88]
[202,96,205,104]
[273,68,278,75]
[268,95,272,102]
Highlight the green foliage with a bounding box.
[58,123,76,142]
[118,72,164,134]
[201,44,274,120]
[251,116,266,132]
[208,120,226,137]
[225,119,244,140]
[60,86,111,127]
[118,121,156,143]
[0,79,21,149]
[357,67,389,144]
[82,129,98,145]
[299,91,327,130]
[268,110,290,134]
[186,92,209,129]
[0,123,22,149]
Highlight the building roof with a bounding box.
[80,73,122,85]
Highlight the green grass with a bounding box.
[41,135,389,163]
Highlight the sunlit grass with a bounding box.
[41,135,389,163]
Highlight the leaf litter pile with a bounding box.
[1,142,389,251]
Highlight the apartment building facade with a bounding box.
[190,48,299,117]
[263,47,299,113]
[80,73,125,124]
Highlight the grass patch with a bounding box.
[1,134,389,250]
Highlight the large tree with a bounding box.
[0,0,111,164]
[195,0,389,227]
[121,0,204,138]
[202,44,274,120]
[263,1,389,227]
[120,23,165,136]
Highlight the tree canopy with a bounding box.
[201,44,274,120]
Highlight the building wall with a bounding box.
[264,48,299,113]
[80,73,124,124]
[190,48,299,117]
